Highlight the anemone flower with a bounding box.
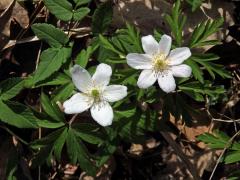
[63,63,127,126]
[126,34,192,93]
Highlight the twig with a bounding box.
[205,96,239,133]
[15,1,44,41]
[0,125,28,145]
[211,118,240,123]
[68,114,78,126]
[209,130,240,180]
[160,131,201,180]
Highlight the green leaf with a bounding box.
[72,123,104,144]
[164,0,185,46]
[189,18,224,48]
[118,23,142,53]
[41,92,65,121]
[33,47,72,84]
[0,78,24,100]
[95,139,117,167]
[31,146,53,168]
[43,0,73,21]
[73,7,90,21]
[0,100,38,128]
[186,0,204,12]
[224,151,240,164]
[92,1,113,35]
[51,83,74,102]
[53,128,68,161]
[30,127,66,149]
[179,81,226,100]
[99,34,124,56]
[32,23,69,48]
[35,72,71,87]
[185,59,204,83]
[75,46,92,68]
[115,107,136,119]
[198,61,231,79]
[189,53,231,80]
[36,119,65,128]
[66,128,97,175]
[191,53,220,62]
[74,0,91,6]
[197,132,240,151]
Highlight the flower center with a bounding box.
[91,89,100,98]
[152,54,168,73]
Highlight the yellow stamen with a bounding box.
[91,89,101,103]
[152,54,168,73]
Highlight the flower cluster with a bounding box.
[64,35,192,126]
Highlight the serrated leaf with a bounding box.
[41,92,65,121]
[43,0,73,21]
[99,34,123,55]
[0,77,24,100]
[190,18,224,48]
[186,0,203,11]
[179,81,226,100]
[73,123,104,144]
[223,151,240,164]
[33,47,71,84]
[51,83,74,102]
[185,59,204,83]
[35,72,71,87]
[164,0,185,46]
[73,7,90,21]
[115,107,136,119]
[53,128,68,161]
[30,127,65,149]
[192,53,219,62]
[75,46,92,68]
[182,89,204,102]
[0,100,38,128]
[66,128,97,175]
[36,119,65,128]
[92,1,113,35]
[31,145,53,168]
[197,61,231,79]
[32,23,69,47]
[74,0,91,6]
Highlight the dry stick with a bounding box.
[15,1,44,41]
[35,40,42,180]
[209,130,240,180]
[68,114,78,126]
[0,125,28,145]
[160,131,201,180]
[205,95,239,134]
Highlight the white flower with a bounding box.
[126,34,192,93]
[63,63,128,127]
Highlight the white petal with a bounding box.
[92,63,112,87]
[171,64,192,78]
[126,53,153,69]
[141,35,159,55]
[71,65,92,93]
[158,73,176,93]
[103,85,128,102]
[159,34,172,56]
[63,93,93,114]
[137,69,157,89]
[168,47,191,65]
[90,102,113,127]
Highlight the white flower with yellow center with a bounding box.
[126,34,192,93]
[63,63,127,126]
